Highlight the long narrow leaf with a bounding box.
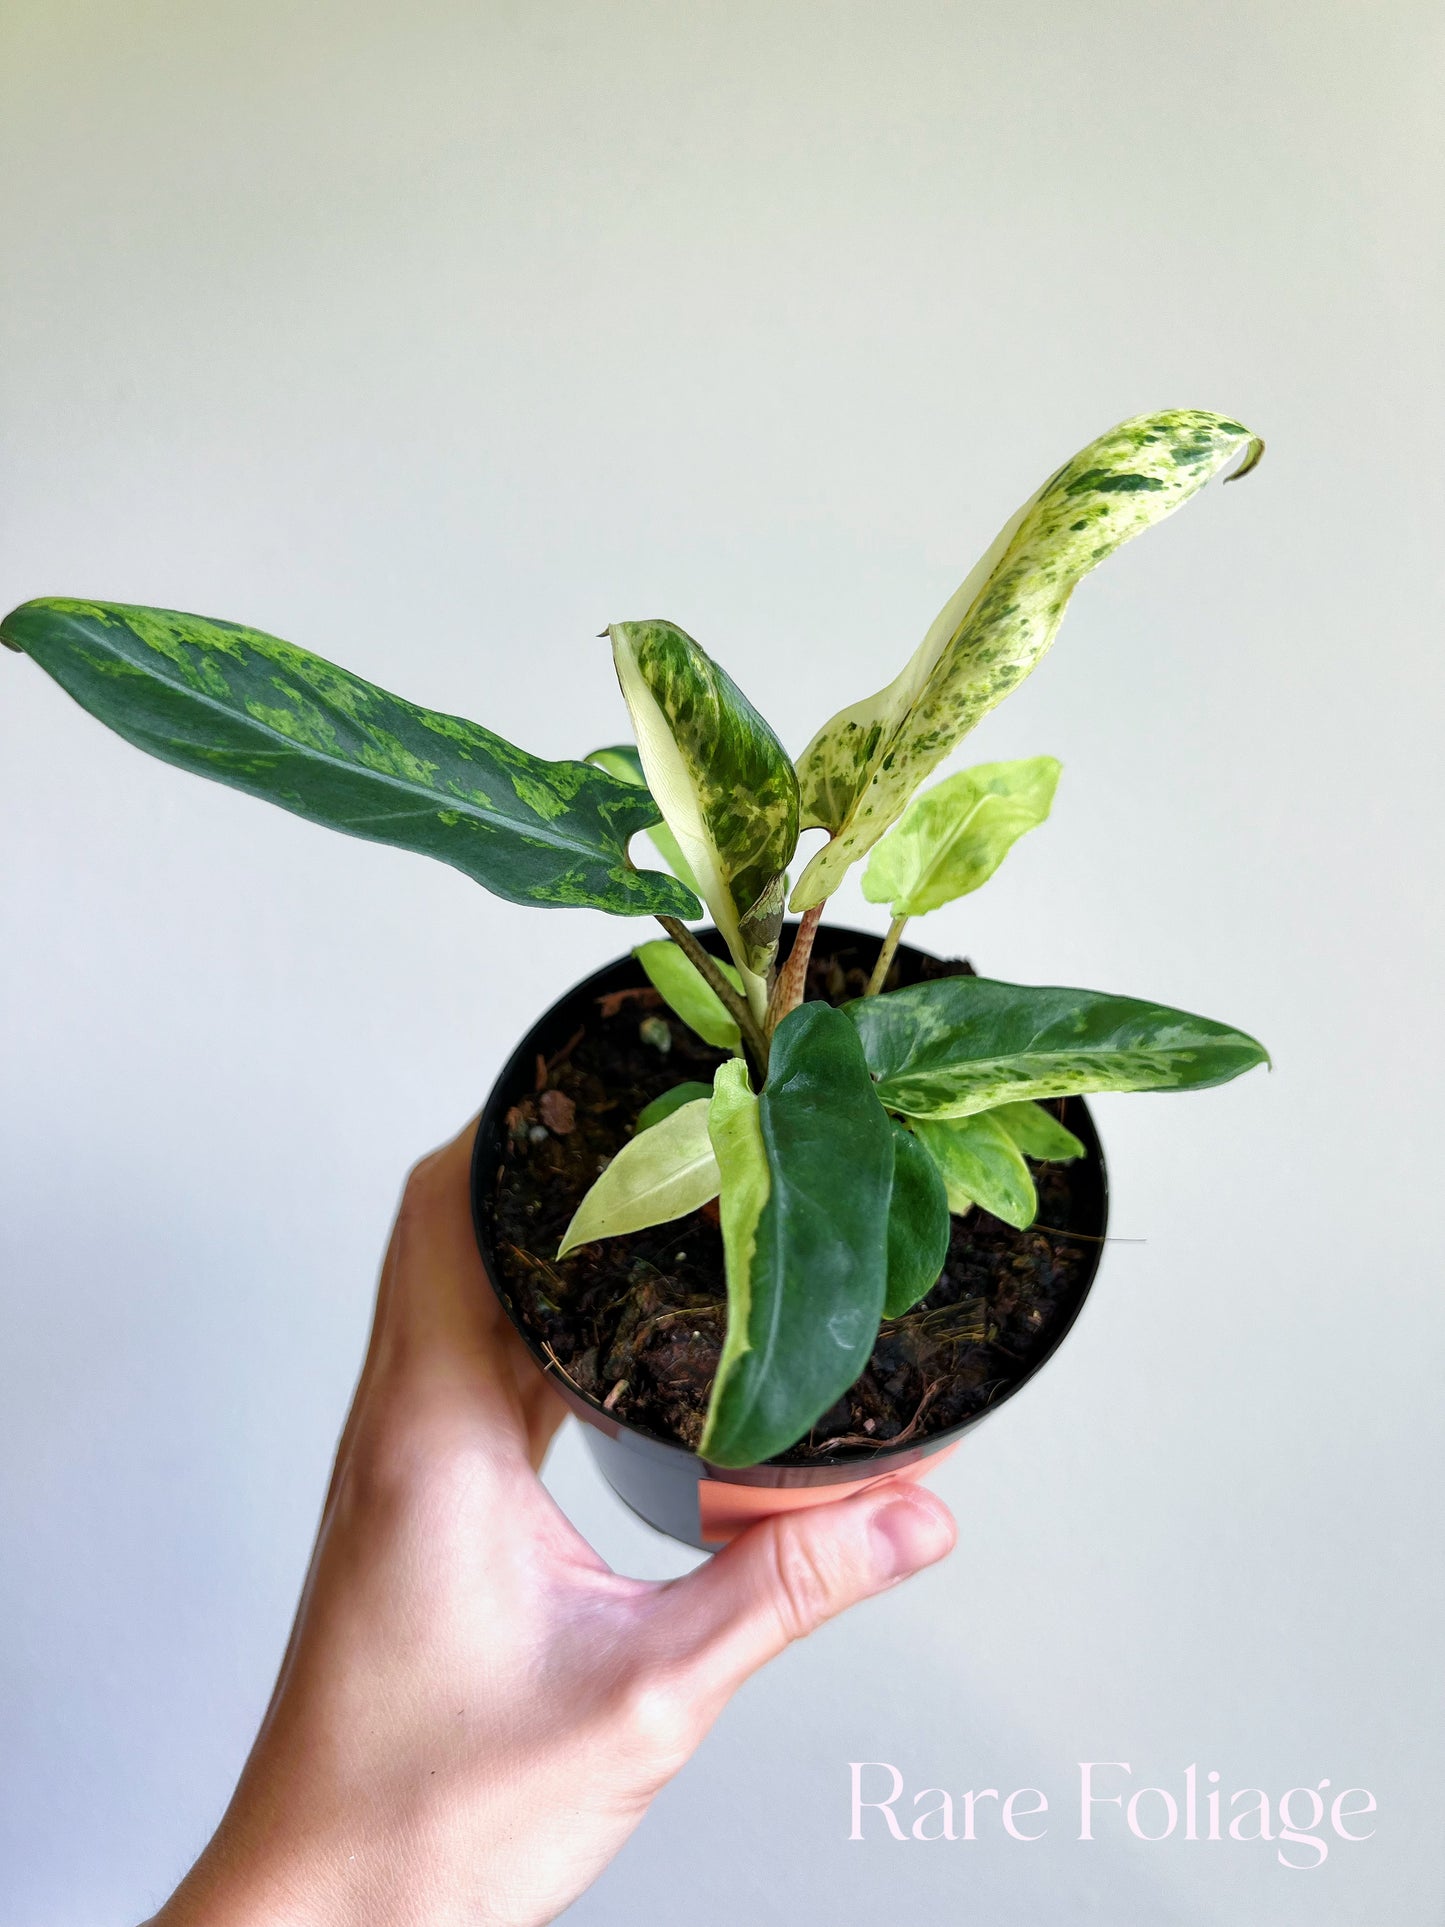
[3,599,698,918]
[847,976,1269,1118]
[793,410,1263,907]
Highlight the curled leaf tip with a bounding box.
[1225,435,1266,482]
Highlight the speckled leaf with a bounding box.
[585,743,704,900]
[700,1003,895,1468]
[883,1118,952,1317]
[911,1113,1037,1229]
[847,976,1269,1118]
[862,756,1060,918]
[4,599,699,918]
[611,621,799,1019]
[633,939,744,1052]
[557,1097,718,1256]
[988,1100,1084,1162]
[792,410,1263,907]
[636,1081,715,1132]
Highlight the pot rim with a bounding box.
[470,922,1110,1482]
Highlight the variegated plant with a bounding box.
[4,407,1270,1470]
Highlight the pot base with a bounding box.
[578,1396,960,1551]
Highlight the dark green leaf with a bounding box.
[848,976,1269,1117]
[636,1081,714,1131]
[883,1118,951,1317]
[911,1113,1037,1229]
[700,1003,894,1468]
[3,598,698,917]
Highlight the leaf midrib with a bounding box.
[902,791,990,905]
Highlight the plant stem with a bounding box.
[864,915,908,997]
[767,900,825,1035]
[657,916,770,1073]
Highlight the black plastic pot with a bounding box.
[471,924,1109,1551]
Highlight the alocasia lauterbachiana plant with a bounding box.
[3,407,1269,1468]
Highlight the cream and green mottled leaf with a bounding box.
[3,599,699,918]
[911,1113,1037,1229]
[989,1100,1084,1162]
[633,939,744,1052]
[585,743,704,900]
[792,410,1263,908]
[863,756,1060,918]
[848,976,1270,1118]
[611,621,799,1020]
[557,1098,718,1256]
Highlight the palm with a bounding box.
[154,1122,954,1927]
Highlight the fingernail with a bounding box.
[870,1493,955,1582]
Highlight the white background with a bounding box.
[2,2,1442,1921]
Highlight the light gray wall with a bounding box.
[2,2,1441,1921]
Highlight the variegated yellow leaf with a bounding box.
[557,1097,718,1255]
[792,410,1263,908]
[862,755,1060,918]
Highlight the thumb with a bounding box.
[661,1479,956,1700]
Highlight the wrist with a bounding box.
[148,1826,359,1927]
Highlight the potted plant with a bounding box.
[4,407,1269,1550]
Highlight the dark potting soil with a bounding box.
[488,938,1100,1464]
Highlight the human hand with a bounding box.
[151,1117,956,1927]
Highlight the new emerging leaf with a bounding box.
[862,757,1060,918]
[792,410,1263,907]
